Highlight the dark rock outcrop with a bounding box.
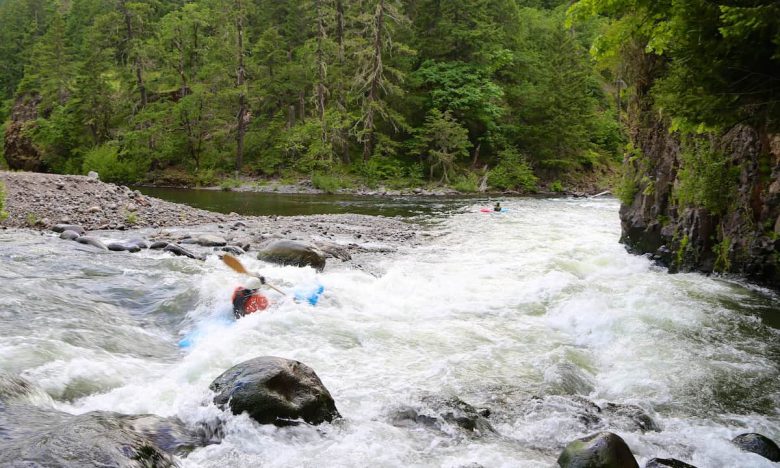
[3,94,43,171]
[257,240,326,271]
[0,411,189,467]
[619,77,780,288]
[731,433,780,462]
[557,432,639,468]
[0,373,217,466]
[209,356,340,426]
[645,458,697,468]
[388,395,494,436]
[602,403,660,433]
[164,243,198,259]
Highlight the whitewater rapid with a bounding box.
[0,197,778,467]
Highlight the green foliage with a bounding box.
[676,234,690,267]
[219,178,242,191]
[550,180,564,193]
[25,212,37,226]
[311,173,347,194]
[674,138,738,215]
[451,173,480,193]
[713,235,731,273]
[0,0,622,187]
[82,143,144,184]
[569,0,780,131]
[0,180,8,221]
[409,109,472,183]
[125,211,138,226]
[616,174,638,205]
[487,148,538,192]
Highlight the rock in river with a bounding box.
[645,458,698,468]
[257,240,326,271]
[164,243,198,259]
[731,433,780,462]
[197,234,227,247]
[52,224,86,235]
[209,356,340,426]
[76,235,108,250]
[59,230,80,241]
[557,432,639,468]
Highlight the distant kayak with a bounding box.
[480,208,508,213]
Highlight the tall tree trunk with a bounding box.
[336,0,349,164]
[363,0,385,162]
[315,0,327,147]
[235,0,247,174]
[118,0,147,108]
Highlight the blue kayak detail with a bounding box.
[294,285,325,305]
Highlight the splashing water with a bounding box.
[0,197,778,467]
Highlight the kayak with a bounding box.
[178,284,325,348]
[480,208,508,213]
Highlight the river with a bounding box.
[0,196,778,467]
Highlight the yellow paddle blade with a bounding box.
[222,254,249,275]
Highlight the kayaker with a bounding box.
[493,202,502,212]
[232,280,270,318]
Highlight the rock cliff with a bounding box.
[620,99,780,288]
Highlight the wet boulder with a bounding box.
[120,414,219,456]
[0,373,46,404]
[731,433,780,462]
[196,234,227,247]
[52,224,85,235]
[557,432,639,468]
[313,240,352,261]
[150,240,169,250]
[76,235,108,250]
[389,395,494,436]
[209,356,340,426]
[541,362,595,396]
[0,411,177,467]
[107,241,141,253]
[164,243,198,259]
[645,458,698,468]
[218,245,246,256]
[257,240,326,271]
[59,230,80,241]
[602,403,659,433]
[127,238,149,250]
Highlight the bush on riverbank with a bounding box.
[0,180,7,221]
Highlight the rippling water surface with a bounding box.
[1,197,778,467]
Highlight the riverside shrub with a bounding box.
[0,180,7,221]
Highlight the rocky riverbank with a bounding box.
[0,171,422,274]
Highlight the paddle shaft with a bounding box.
[222,254,287,296]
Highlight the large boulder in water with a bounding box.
[0,410,185,466]
[557,432,639,468]
[257,240,326,271]
[731,433,780,462]
[209,356,340,426]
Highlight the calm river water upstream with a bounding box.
[1,195,778,467]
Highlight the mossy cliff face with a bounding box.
[619,113,780,288]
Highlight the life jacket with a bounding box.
[232,286,269,319]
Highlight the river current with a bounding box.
[1,197,778,467]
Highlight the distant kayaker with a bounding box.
[493,202,502,212]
